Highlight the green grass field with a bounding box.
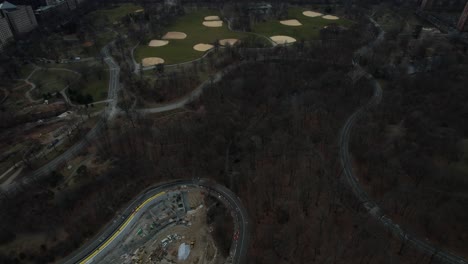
[135,9,269,65]
[80,77,108,102]
[30,69,80,95]
[135,8,353,65]
[40,62,109,103]
[252,7,353,40]
[88,3,142,25]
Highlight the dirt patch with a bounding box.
[219,38,240,46]
[142,57,165,67]
[82,41,94,47]
[280,19,303,26]
[323,15,339,20]
[135,9,144,13]
[202,21,223,27]
[148,40,169,47]
[270,35,297,45]
[204,15,220,21]
[303,11,323,17]
[193,44,214,52]
[162,32,187,40]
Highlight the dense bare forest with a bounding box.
[0,57,441,263]
[350,24,468,258]
[2,0,467,262]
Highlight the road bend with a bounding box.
[340,17,468,264]
[61,179,249,264]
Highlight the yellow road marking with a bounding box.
[79,191,166,264]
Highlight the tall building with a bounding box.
[3,4,37,35]
[1,1,37,36]
[0,11,13,51]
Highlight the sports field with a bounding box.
[135,9,268,65]
[252,7,353,41]
[88,3,143,25]
[135,7,353,65]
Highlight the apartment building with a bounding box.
[0,12,13,50]
[6,5,37,34]
[0,1,37,35]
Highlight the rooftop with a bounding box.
[0,1,17,11]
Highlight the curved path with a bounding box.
[61,179,249,264]
[340,18,468,264]
[2,43,120,195]
[5,14,465,264]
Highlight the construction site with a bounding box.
[99,187,228,264]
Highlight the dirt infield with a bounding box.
[162,32,187,40]
[219,39,240,46]
[148,40,169,47]
[204,16,220,21]
[193,44,214,52]
[280,19,303,26]
[202,21,223,27]
[323,15,339,20]
[270,35,297,45]
[142,57,165,67]
[302,11,323,17]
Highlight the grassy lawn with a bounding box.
[88,3,142,24]
[81,77,108,102]
[40,62,108,103]
[135,9,269,65]
[30,69,80,96]
[252,7,353,40]
[68,66,108,104]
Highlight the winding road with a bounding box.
[340,18,468,264]
[61,179,249,264]
[3,12,464,264]
[66,16,468,264]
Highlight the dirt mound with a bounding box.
[280,19,303,26]
[323,15,339,20]
[302,11,323,17]
[148,40,169,47]
[270,35,297,45]
[142,57,165,67]
[162,32,187,40]
[193,44,214,52]
[204,16,220,21]
[219,39,239,46]
[202,21,223,27]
